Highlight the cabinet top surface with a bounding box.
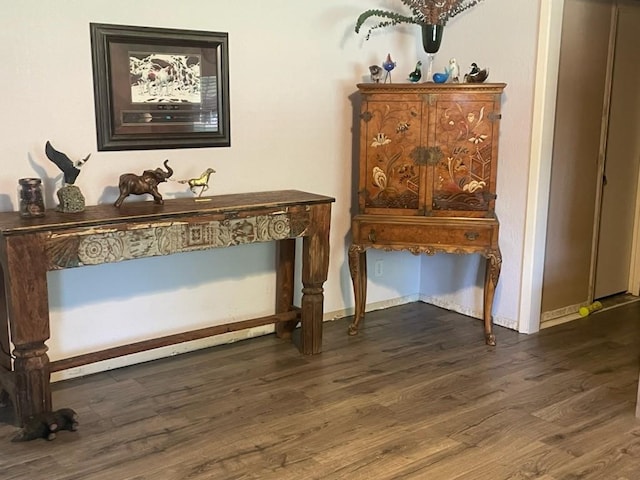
[357,82,506,93]
[0,189,335,236]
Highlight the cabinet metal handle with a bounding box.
[368,229,377,243]
[465,231,480,241]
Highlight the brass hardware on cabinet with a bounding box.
[483,192,497,202]
[465,231,480,241]
[368,229,377,243]
[360,111,373,122]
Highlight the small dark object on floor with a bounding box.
[12,408,79,442]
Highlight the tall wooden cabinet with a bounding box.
[348,83,506,345]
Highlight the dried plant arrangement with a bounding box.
[356,0,486,40]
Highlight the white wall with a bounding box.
[0,0,540,380]
[418,0,540,331]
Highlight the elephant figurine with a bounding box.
[114,159,173,207]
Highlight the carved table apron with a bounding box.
[0,190,333,425]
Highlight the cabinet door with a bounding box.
[427,93,501,217]
[359,97,427,215]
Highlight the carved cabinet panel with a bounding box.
[358,83,504,218]
[360,97,426,214]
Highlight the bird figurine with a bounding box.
[44,141,90,213]
[432,71,450,83]
[382,54,396,83]
[408,61,422,83]
[45,141,90,185]
[44,141,91,185]
[446,58,461,83]
[369,65,383,83]
[465,63,490,83]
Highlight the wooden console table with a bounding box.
[0,190,333,426]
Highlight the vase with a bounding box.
[421,24,445,82]
[421,24,444,54]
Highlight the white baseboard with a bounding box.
[540,302,585,323]
[540,296,640,329]
[419,294,518,331]
[51,324,276,382]
[325,294,420,321]
[52,294,518,382]
[52,296,422,382]
[540,312,582,329]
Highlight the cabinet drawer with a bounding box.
[354,220,496,248]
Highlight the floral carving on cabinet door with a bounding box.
[364,102,422,209]
[433,101,494,211]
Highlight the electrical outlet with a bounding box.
[374,259,384,277]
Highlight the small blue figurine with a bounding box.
[408,61,422,83]
[382,54,396,83]
[433,71,449,83]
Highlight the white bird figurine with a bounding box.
[446,58,460,83]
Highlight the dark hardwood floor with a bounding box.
[1,301,639,479]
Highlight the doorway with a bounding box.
[540,0,640,323]
[593,3,640,299]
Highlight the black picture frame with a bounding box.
[90,23,230,151]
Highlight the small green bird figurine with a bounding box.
[408,61,422,83]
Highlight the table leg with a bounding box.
[300,204,331,354]
[348,244,367,335]
[483,248,502,346]
[4,236,52,424]
[275,238,297,339]
[0,266,11,373]
[13,345,51,422]
[0,263,18,423]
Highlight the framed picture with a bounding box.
[90,23,230,151]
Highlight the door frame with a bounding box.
[629,165,640,295]
[518,0,565,334]
[520,0,640,334]
[589,5,617,300]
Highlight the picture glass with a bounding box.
[91,23,230,151]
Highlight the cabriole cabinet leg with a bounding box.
[348,245,367,335]
[483,248,502,346]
